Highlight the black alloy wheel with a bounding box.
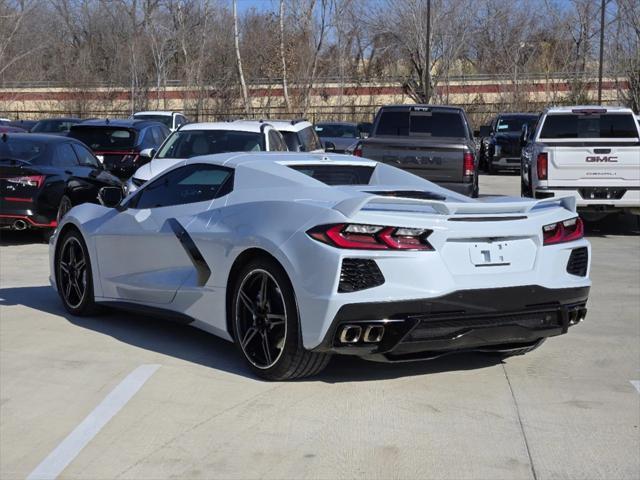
[56,230,99,315]
[235,268,287,370]
[231,257,330,380]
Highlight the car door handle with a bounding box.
[65,170,73,175]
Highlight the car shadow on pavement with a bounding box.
[0,285,503,383]
[583,213,640,237]
[0,230,46,246]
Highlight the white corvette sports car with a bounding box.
[50,152,591,380]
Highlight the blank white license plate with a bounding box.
[469,242,512,267]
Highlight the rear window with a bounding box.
[289,165,374,185]
[0,138,50,164]
[540,114,639,139]
[133,114,173,129]
[376,109,466,137]
[69,127,137,151]
[156,130,264,158]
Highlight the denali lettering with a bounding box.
[586,156,618,162]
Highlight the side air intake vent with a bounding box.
[339,259,385,293]
[567,247,588,276]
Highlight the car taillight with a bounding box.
[463,152,475,176]
[542,217,584,245]
[537,152,548,180]
[6,175,45,188]
[307,223,434,251]
[353,143,362,157]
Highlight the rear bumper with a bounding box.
[0,202,57,229]
[311,285,589,361]
[534,187,640,210]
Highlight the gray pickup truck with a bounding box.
[356,105,479,196]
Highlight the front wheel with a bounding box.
[231,257,330,380]
[55,229,100,315]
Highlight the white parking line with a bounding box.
[27,364,160,480]
[631,381,640,394]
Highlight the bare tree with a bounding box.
[279,0,291,112]
[233,0,251,114]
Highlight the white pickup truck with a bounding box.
[521,106,640,220]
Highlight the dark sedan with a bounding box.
[68,119,170,179]
[0,133,123,240]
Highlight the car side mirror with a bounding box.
[479,125,493,137]
[98,186,124,209]
[324,141,336,152]
[140,148,156,159]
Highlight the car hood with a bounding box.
[133,158,183,181]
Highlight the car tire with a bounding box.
[57,195,73,223]
[231,257,331,380]
[55,229,100,316]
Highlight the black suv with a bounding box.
[68,119,170,179]
[479,113,539,174]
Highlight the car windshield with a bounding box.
[315,124,358,138]
[376,109,467,137]
[156,130,264,158]
[133,114,173,128]
[540,113,639,139]
[496,116,537,133]
[0,138,49,164]
[31,120,78,133]
[289,165,374,185]
[69,127,137,151]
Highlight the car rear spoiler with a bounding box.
[333,194,577,218]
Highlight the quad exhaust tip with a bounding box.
[338,324,385,344]
[363,325,385,343]
[339,325,362,343]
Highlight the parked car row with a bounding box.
[2,104,639,242]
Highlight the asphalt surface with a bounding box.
[1,173,639,480]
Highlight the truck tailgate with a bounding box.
[546,144,640,185]
[362,137,465,183]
